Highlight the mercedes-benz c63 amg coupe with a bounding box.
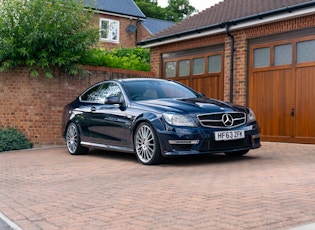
[62,78,260,165]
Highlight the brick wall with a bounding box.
[0,66,155,146]
[150,15,315,106]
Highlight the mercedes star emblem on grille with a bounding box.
[222,113,234,127]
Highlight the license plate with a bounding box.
[214,130,245,141]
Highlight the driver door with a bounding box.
[88,82,129,148]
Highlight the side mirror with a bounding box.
[199,93,206,98]
[104,96,122,105]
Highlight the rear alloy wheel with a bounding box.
[134,122,163,165]
[66,123,88,155]
[225,150,249,157]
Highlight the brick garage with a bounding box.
[148,14,315,105]
[140,0,315,143]
[0,67,154,146]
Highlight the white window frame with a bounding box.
[99,18,120,43]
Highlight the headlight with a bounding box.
[163,113,197,127]
[247,109,256,123]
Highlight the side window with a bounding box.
[80,84,101,102]
[100,18,119,43]
[98,83,122,100]
[80,83,122,103]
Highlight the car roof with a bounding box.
[118,78,166,83]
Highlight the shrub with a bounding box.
[0,0,99,78]
[80,47,151,72]
[0,127,33,152]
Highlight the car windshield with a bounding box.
[123,80,201,101]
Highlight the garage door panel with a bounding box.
[175,78,190,87]
[192,76,220,99]
[250,69,294,137]
[296,66,315,137]
[249,35,315,143]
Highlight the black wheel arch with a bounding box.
[131,112,165,151]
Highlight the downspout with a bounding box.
[135,19,141,46]
[226,23,234,103]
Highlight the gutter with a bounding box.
[93,9,146,20]
[137,1,315,47]
[226,24,234,103]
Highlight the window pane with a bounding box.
[274,44,292,66]
[80,85,101,102]
[297,40,315,63]
[178,60,190,77]
[254,47,270,68]
[99,83,121,98]
[110,21,119,41]
[100,20,109,39]
[275,44,292,66]
[208,55,222,73]
[165,62,176,78]
[193,58,205,75]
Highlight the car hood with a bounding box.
[133,98,247,114]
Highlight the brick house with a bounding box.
[89,0,175,49]
[138,0,315,144]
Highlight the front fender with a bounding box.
[132,112,165,134]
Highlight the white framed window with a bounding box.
[99,18,119,43]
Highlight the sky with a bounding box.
[157,0,224,12]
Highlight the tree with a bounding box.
[0,0,99,78]
[134,0,166,20]
[134,0,196,22]
[165,0,196,22]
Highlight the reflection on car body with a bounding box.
[62,78,261,165]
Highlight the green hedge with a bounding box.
[0,127,33,152]
[80,47,151,72]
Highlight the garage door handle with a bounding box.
[290,108,295,116]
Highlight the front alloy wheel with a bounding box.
[66,123,88,155]
[134,122,163,165]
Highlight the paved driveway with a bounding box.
[0,142,314,230]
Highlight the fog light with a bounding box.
[168,140,199,144]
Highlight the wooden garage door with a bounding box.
[249,35,315,143]
[162,46,224,100]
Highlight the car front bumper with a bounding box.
[157,124,261,156]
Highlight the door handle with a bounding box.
[91,106,96,112]
[290,108,295,117]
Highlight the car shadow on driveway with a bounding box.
[164,154,258,166]
[84,149,259,166]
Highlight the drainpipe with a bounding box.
[135,19,141,46]
[226,23,234,104]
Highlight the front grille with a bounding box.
[197,112,246,128]
[200,136,252,152]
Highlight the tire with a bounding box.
[66,122,89,155]
[225,149,249,157]
[134,122,164,165]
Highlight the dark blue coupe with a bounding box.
[62,78,261,165]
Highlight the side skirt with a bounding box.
[81,141,134,153]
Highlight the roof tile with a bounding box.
[150,0,313,39]
[91,0,146,18]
